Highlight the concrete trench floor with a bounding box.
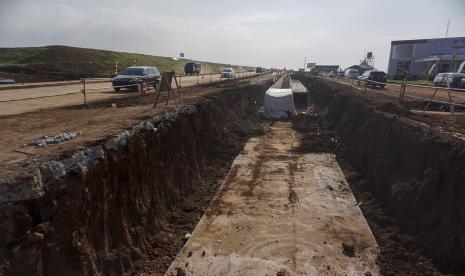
[166,121,379,275]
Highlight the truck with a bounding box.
[184,63,201,75]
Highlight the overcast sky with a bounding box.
[1,0,464,70]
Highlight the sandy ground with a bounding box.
[166,121,379,276]
[0,73,256,116]
[0,73,270,181]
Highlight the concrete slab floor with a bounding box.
[166,121,379,276]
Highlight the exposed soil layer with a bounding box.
[0,85,267,275]
[296,75,465,275]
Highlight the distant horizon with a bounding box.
[1,0,464,71]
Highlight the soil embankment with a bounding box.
[297,76,465,275]
[0,85,267,275]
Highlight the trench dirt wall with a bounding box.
[299,76,465,273]
[0,85,267,275]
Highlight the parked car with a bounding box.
[112,66,161,91]
[433,73,448,87]
[344,69,359,79]
[336,71,345,77]
[184,63,201,75]
[460,77,465,89]
[256,67,266,73]
[0,79,15,85]
[221,68,236,78]
[434,73,465,88]
[357,70,387,88]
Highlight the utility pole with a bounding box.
[446,19,450,38]
[304,57,307,72]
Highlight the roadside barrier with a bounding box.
[0,71,264,107]
[324,74,465,118]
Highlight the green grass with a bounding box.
[387,79,434,87]
[0,45,246,79]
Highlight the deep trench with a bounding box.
[1,76,464,275]
[295,75,465,276]
[1,84,269,275]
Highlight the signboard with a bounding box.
[180,53,185,58]
[306,63,316,69]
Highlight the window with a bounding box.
[121,68,145,75]
[392,44,414,59]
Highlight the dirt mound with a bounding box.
[297,76,465,274]
[0,86,266,275]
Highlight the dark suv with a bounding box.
[256,67,265,73]
[358,70,387,88]
[112,66,161,91]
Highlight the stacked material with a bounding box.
[31,132,77,148]
[291,80,308,93]
[263,88,296,119]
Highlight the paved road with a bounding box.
[0,72,256,116]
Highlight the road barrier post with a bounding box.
[446,82,455,118]
[81,78,87,107]
[398,79,407,106]
[197,74,199,85]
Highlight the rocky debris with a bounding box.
[31,132,77,148]
[39,147,104,192]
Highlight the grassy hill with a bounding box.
[0,45,246,81]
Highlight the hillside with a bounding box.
[0,45,245,81]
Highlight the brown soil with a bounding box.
[296,75,465,275]
[0,75,269,182]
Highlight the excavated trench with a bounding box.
[0,84,269,275]
[296,75,465,275]
[2,74,464,275]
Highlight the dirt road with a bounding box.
[0,73,256,116]
[166,121,379,275]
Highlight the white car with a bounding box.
[434,73,465,88]
[433,73,448,87]
[221,68,236,78]
[344,69,359,79]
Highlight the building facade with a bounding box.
[387,36,465,77]
[311,65,339,73]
